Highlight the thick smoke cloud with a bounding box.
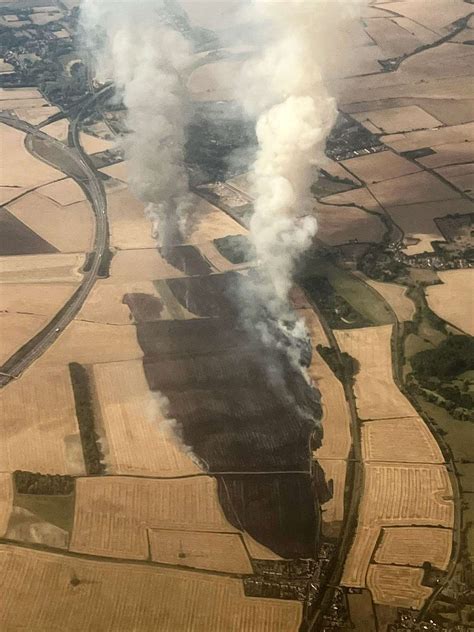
[82,0,365,351]
[238,0,364,328]
[81,0,193,248]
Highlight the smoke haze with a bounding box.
[237,1,365,327]
[82,0,365,346]
[81,0,193,248]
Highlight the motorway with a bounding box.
[0,92,110,387]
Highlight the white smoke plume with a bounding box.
[80,0,193,247]
[241,1,366,316]
[148,392,205,468]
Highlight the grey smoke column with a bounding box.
[239,0,363,321]
[81,0,193,247]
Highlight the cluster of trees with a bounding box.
[408,335,474,421]
[186,102,256,183]
[317,345,359,386]
[325,113,382,161]
[97,249,114,278]
[40,64,87,109]
[301,276,369,329]
[411,336,474,380]
[69,363,105,475]
[214,235,254,265]
[359,243,407,282]
[14,471,74,495]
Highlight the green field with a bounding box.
[14,493,75,533]
[316,262,394,326]
[417,399,474,562]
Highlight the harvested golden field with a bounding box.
[0,364,85,475]
[314,202,385,245]
[100,161,128,182]
[181,0,243,31]
[135,279,198,320]
[41,119,69,142]
[0,474,13,537]
[197,241,246,272]
[363,278,416,322]
[109,249,184,281]
[334,326,417,420]
[148,529,253,574]
[342,526,380,588]
[188,59,243,102]
[361,417,444,464]
[203,181,251,209]
[363,20,423,59]
[319,459,347,526]
[290,286,312,310]
[369,171,459,208]
[243,534,282,561]
[0,312,50,365]
[417,141,474,168]
[341,151,420,184]
[0,282,76,361]
[414,98,474,127]
[425,269,474,335]
[91,360,201,477]
[0,545,302,632]
[79,131,114,155]
[437,171,473,197]
[342,463,453,588]
[361,463,454,528]
[7,193,94,253]
[310,355,351,460]
[78,280,168,324]
[354,105,441,135]
[40,321,143,365]
[225,172,253,198]
[366,565,432,610]
[0,123,63,188]
[374,526,452,570]
[300,306,329,345]
[321,187,384,214]
[320,158,360,186]
[0,58,13,73]
[70,476,239,559]
[0,253,85,283]
[303,308,351,459]
[389,198,474,255]
[13,105,60,125]
[5,507,69,550]
[380,0,470,35]
[0,98,48,110]
[410,35,473,74]
[0,185,26,205]
[0,88,42,101]
[382,121,474,153]
[39,178,86,206]
[337,62,470,112]
[184,194,246,244]
[106,188,155,249]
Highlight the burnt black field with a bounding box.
[160,244,213,276]
[125,269,323,559]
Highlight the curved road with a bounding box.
[0,93,109,387]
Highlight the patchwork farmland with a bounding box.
[0,0,472,629]
[0,546,302,632]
